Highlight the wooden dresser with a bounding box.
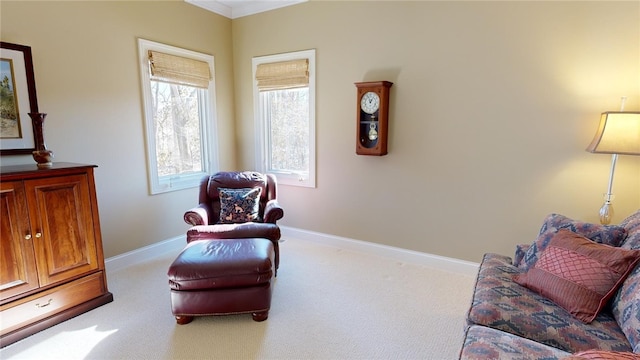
[0,163,113,347]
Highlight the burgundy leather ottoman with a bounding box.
[167,238,275,324]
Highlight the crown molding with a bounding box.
[185,0,307,19]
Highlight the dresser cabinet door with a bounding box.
[24,174,99,287]
[0,182,39,301]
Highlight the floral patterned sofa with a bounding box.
[459,210,640,360]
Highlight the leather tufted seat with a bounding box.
[167,238,275,323]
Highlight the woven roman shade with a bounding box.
[148,50,211,89]
[256,59,309,91]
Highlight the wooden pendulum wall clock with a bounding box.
[355,81,393,156]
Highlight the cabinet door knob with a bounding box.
[25,234,32,240]
[35,232,42,238]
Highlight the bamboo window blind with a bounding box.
[255,59,309,91]
[148,50,211,89]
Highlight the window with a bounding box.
[252,49,316,188]
[138,39,218,194]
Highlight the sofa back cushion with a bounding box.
[620,210,640,250]
[518,214,627,271]
[612,209,640,353]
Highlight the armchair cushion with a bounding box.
[218,187,262,224]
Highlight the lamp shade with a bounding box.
[586,112,640,155]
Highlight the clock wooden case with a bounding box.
[355,81,393,156]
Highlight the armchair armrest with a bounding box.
[184,203,213,226]
[263,199,284,224]
[186,223,281,242]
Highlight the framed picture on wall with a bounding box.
[0,41,40,155]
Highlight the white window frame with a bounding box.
[252,49,316,188]
[137,38,219,194]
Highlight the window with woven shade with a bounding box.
[252,49,316,188]
[138,39,219,194]
[255,59,309,91]
[148,50,211,88]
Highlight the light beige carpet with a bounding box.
[1,237,476,360]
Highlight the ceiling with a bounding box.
[185,0,307,19]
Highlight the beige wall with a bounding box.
[232,1,640,262]
[1,1,639,263]
[1,1,235,257]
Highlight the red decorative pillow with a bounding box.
[514,229,640,323]
[563,350,640,359]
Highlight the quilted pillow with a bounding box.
[514,229,640,323]
[218,187,262,224]
[519,213,627,270]
[563,350,640,359]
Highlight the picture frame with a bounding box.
[1,41,39,155]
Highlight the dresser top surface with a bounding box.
[0,162,96,179]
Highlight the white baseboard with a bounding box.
[105,235,185,274]
[280,226,479,277]
[105,227,480,277]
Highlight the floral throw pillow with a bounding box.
[218,187,262,224]
[518,213,627,270]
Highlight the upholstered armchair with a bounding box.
[183,171,284,270]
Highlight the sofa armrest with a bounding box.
[184,203,213,226]
[263,199,284,224]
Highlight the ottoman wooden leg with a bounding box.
[252,311,268,322]
[176,315,194,325]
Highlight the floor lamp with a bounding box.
[586,111,640,224]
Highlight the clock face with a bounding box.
[360,91,380,115]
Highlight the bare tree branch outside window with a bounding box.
[150,81,202,177]
[264,87,309,174]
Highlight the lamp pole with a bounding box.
[598,97,627,225]
[599,153,617,225]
